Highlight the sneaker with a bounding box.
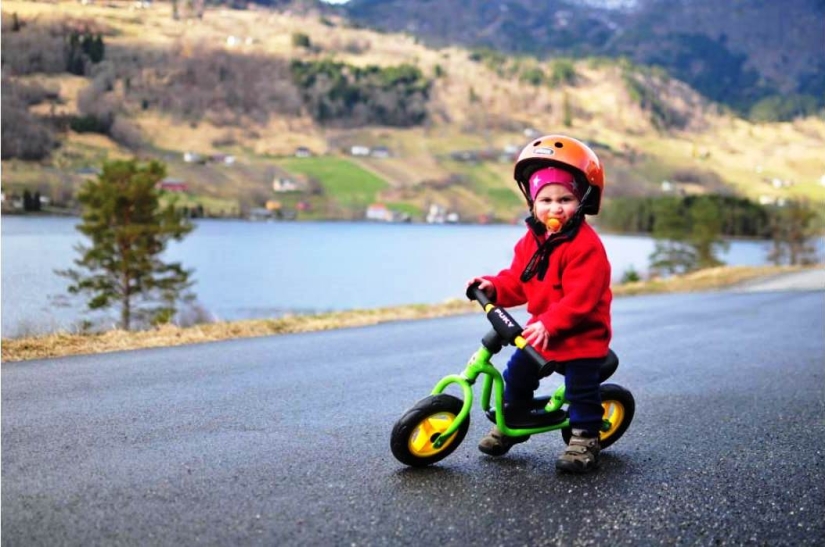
[555,429,600,473]
[477,426,530,457]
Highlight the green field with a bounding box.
[276,157,389,209]
[444,160,524,217]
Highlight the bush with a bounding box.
[749,94,821,122]
[519,66,545,86]
[143,48,303,125]
[109,117,143,150]
[620,266,641,284]
[289,60,431,126]
[549,59,577,86]
[1,93,57,160]
[292,32,311,49]
[1,23,66,75]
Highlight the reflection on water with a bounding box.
[1,216,784,336]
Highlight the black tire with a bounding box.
[390,394,470,467]
[562,383,635,450]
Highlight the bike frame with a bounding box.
[428,345,570,447]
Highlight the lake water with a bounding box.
[1,216,782,337]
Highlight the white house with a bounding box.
[273,178,299,192]
[366,203,393,222]
[426,204,447,224]
[371,146,391,158]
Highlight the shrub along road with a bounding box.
[2,279,823,545]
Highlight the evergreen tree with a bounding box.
[767,201,820,265]
[22,190,33,211]
[57,160,195,330]
[687,196,728,268]
[649,197,695,275]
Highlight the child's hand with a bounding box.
[522,321,549,350]
[466,277,496,300]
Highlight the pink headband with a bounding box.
[528,167,582,201]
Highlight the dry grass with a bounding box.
[1,299,477,363]
[611,265,807,296]
[1,265,810,363]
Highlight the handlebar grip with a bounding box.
[466,282,493,308]
[468,281,549,370]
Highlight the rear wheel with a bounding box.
[390,394,469,467]
[562,384,634,449]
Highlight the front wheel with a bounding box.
[390,394,469,467]
[562,383,635,450]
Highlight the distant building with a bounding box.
[426,204,447,224]
[272,178,299,192]
[158,178,188,192]
[248,207,274,221]
[209,154,236,165]
[366,203,393,222]
[350,145,370,156]
[450,150,477,162]
[295,147,312,158]
[371,146,391,158]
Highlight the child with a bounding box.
[466,134,612,474]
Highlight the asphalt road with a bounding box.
[3,274,824,546]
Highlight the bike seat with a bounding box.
[539,349,619,383]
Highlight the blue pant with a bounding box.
[503,349,604,436]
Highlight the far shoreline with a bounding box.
[0,265,814,363]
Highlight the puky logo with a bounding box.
[493,308,515,328]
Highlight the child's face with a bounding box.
[533,184,580,232]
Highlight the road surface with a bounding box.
[3,271,824,545]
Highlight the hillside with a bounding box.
[2,0,824,223]
[342,0,825,116]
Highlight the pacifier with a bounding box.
[545,218,563,233]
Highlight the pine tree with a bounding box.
[767,201,819,265]
[649,197,695,275]
[687,196,728,268]
[57,160,195,330]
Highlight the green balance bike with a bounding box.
[390,283,635,467]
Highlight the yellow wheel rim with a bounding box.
[600,400,625,440]
[407,411,458,457]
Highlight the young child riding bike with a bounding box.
[466,134,612,474]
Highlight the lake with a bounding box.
[0,216,783,337]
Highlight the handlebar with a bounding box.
[465,282,548,369]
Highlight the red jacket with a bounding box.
[484,221,612,361]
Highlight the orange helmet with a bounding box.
[514,134,605,215]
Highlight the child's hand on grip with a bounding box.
[466,277,496,300]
